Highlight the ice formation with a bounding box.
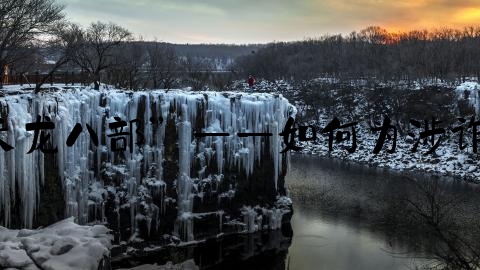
[0,88,295,242]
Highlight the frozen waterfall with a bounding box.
[0,88,295,242]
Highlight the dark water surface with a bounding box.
[117,154,475,269]
[285,154,434,270]
[287,204,427,270]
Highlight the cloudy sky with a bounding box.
[59,0,480,44]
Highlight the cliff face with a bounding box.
[0,88,296,243]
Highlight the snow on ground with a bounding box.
[291,81,480,182]
[0,217,112,270]
[296,124,480,182]
[231,79,480,182]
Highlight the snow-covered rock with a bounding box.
[0,217,112,270]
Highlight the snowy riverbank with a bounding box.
[301,81,480,182]
[232,80,480,182]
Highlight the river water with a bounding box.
[285,154,432,270]
[117,154,479,269]
[287,202,426,270]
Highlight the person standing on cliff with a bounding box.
[247,75,255,90]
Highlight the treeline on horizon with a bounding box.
[4,0,480,92]
[235,26,480,83]
[0,0,264,92]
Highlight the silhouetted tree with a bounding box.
[0,0,64,88]
[146,42,179,90]
[35,23,83,92]
[72,21,132,90]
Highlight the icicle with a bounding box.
[264,208,284,230]
[241,206,258,233]
[174,103,195,241]
[218,210,224,233]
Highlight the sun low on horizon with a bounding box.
[58,0,480,44]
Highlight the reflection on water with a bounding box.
[287,205,426,270]
[284,154,428,270]
[115,154,478,269]
[112,227,292,269]
[285,154,480,270]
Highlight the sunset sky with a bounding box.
[59,0,480,44]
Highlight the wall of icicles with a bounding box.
[0,89,296,242]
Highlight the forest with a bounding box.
[236,26,480,83]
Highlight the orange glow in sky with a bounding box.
[59,0,480,43]
[455,7,480,23]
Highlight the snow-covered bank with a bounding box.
[232,80,480,182]
[296,131,480,182]
[301,81,480,182]
[0,217,112,270]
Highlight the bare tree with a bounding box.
[181,55,214,91]
[0,0,64,88]
[235,25,480,83]
[34,23,83,92]
[404,177,480,270]
[146,42,179,90]
[72,21,132,90]
[108,41,147,90]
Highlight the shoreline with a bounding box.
[292,148,479,184]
